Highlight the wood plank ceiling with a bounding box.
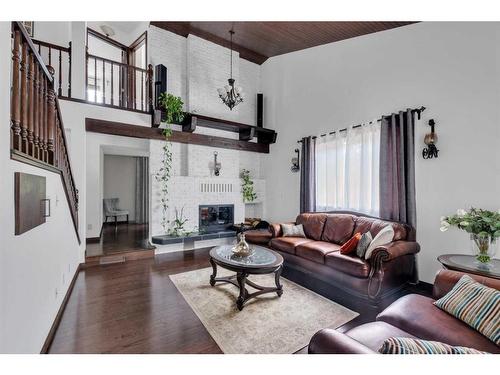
[150,21,417,64]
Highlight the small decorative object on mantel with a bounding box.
[440,208,500,264]
[217,29,244,110]
[422,119,439,159]
[291,148,300,172]
[213,151,222,176]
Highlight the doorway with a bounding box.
[86,154,153,258]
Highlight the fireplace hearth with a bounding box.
[199,204,234,233]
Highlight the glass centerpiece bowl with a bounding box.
[441,208,500,264]
[232,232,253,257]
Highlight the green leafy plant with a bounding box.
[241,169,257,203]
[169,206,189,237]
[441,208,500,263]
[154,122,173,233]
[158,92,185,124]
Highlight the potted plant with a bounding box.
[158,92,186,125]
[440,208,500,263]
[154,93,186,233]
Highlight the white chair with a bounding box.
[103,198,129,226]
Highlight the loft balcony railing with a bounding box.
[10,21,80,242]
[86,54,153,113]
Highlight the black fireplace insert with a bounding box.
[199,204,234,233]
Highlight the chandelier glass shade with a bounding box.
[217,29,244,110]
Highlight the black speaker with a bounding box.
[257,93,264,128]
[154,64,167,109]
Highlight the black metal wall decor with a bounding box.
[422,119,439,159]
[213,151,222,176]
[291,148,300,172]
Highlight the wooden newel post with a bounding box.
[147,64,154,113]
[46,65,56,166]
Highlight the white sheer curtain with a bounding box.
[315,121,381,216]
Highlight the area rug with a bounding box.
[169,267,358,354]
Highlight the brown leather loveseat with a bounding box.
[268,212,420,308]
[308,270,500,354]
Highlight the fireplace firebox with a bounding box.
[199,204,234,233]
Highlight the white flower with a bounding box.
[459,221,470,227]
[440,221,450,232]
[440,216,447,222]
[456,209,467,216]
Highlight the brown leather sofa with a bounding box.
[268,212,420,308]
[308,269,500,354]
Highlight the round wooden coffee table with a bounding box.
[209,245,284,310]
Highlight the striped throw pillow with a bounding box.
[379,337,487,354]
[434,275,499,345]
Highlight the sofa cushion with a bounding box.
[379,337,487,354]
[340,233,362,255]
[354,216,408,241]
[270,237,313,255]
[281,223,306,238]
[376,294,500,353]
[321,214,356,245]
[296,213,327,240]
[295,241,341,264]
[434,275,500,345]
[324,251,371,278]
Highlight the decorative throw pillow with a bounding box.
[364,225,394,260]
[356,232,373,258]
[281,223,306,238]
[434,275,500,345]
[379,337,487,354]
[340,232,362,254]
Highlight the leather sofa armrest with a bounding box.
[433,269,500,300]
[269,223,282,238]
[370,241,420,262]
[308,329,377,354]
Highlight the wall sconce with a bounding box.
[213,151,222,176]
[291,148,300,172]
[422,119,439,159]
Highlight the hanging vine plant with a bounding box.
[241,169,257,203]
[154,93,184,233]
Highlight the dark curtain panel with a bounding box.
[300,136,316,213]
[379,109,416,228]
[135,157,149,224]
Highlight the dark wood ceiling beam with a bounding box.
[85,118,270,153]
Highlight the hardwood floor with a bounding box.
[86,223,153,258]
[48,247,432,354]
[50,248,221,353]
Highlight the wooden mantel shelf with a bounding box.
[183,114,277,144]
[85,118,270,153]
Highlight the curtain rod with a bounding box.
[297,106,426,143]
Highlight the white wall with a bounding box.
[33,21,71,46]
[261,22,500,283]
[148,26,261,126]
[103,155,137,222]
[0,22,83,353]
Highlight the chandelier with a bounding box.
[217,29,244,110]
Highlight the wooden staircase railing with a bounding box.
[10,21,80,243]
[32,38,72,98]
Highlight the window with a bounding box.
[315,122,380,216]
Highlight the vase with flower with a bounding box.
[440,208,500,264]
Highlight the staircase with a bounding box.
[10,22,80,242]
